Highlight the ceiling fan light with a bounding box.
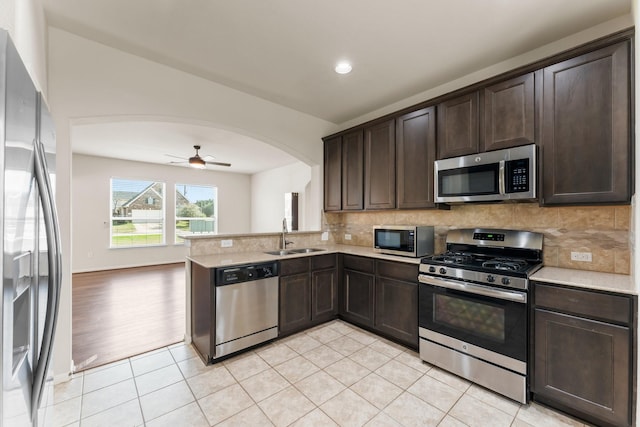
[189,156,206,169]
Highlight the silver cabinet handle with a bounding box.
[31,137,62,418]
[418,274,526,303]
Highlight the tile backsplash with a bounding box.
[323,203,631,274]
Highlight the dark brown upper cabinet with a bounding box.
[396,107,436,209]
[342,130,364,210]
[364,119,396,210]
[437,92,479,159]
[540,41,631,205]
[482,72,537,152]
[324,32,632,210]
[323,136,342,211]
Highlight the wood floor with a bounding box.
[72,263,186,372]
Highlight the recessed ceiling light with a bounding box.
[335,62,352,74]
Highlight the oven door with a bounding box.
[418,275,527,362]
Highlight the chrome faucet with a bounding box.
[281,218,293,250]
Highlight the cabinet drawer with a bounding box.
[280,258,309,276]
[342,255,375,273]
[376,260,418,282]
[534,283,632,325]
[311,253,336,270]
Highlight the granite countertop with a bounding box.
[187,244,423,269]
[189,248,637,296]
[531,267,636,295]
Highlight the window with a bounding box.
[175,184,217,243]
[110,178,165,247]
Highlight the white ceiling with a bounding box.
[71,121,300,174]
[44,0,632,173]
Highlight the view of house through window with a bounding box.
[175,184,217,243]
[110,178,165,247]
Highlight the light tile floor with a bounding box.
[51,320,591,427]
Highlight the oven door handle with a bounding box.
[418,274,527,303]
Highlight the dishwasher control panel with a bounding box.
[216,262,279,285]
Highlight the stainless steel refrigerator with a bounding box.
[1,30,62,426]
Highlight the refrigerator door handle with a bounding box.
[31,137,62,418]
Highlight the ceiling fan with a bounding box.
[166,145,231,169]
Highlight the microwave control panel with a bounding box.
[506,158,529,193]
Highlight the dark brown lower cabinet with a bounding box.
[374,260,418,347]
[279,272,311,335]
[340,255,418,347]
[312,268,338,323]
[342,268,375,328]
[532,283,635,427]
[375,276,417,346]
[279,254,338,336]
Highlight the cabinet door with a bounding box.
[437,92,479,159]
[279,273,311,335]
[342,130,364,210]
[364,119,396,209]
[541,41,631,205]
[482,73,536,152]
[374,277,418,346]
[342,269,374,327]
[533,309,631,427]
[396,107,436,209]
[323,136,342,211]
[311,268,338,323]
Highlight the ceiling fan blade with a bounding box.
[166,154,188,160]
[205,161,231,167]
[168,160,188,164]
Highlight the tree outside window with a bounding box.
[110,179,165,247]
[175,184,217,243]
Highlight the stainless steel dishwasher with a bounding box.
[213,261,279,359]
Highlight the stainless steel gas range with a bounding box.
[418,228,543,404]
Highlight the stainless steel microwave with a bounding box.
[434,144,536,203]
[373,225,434,257]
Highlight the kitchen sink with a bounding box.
[264,250,297,256]
[264,248,326,256]
[290,248,326,253]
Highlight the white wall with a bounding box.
[251,162,312,233]
[47,26,335,379]
[0,0,47,94]
[72,154,251,272]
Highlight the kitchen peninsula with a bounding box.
[184,226,636,427]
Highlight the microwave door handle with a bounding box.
[498,160,506,195]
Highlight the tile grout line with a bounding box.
[129,356,147,426]
[56,321,587,427]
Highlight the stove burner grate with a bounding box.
[431,252,473,264]
[481,258,528,272]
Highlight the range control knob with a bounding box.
[428,266,436,273]
[486,275,495,283]
[501,277,511,285]
[439,267,447,275]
